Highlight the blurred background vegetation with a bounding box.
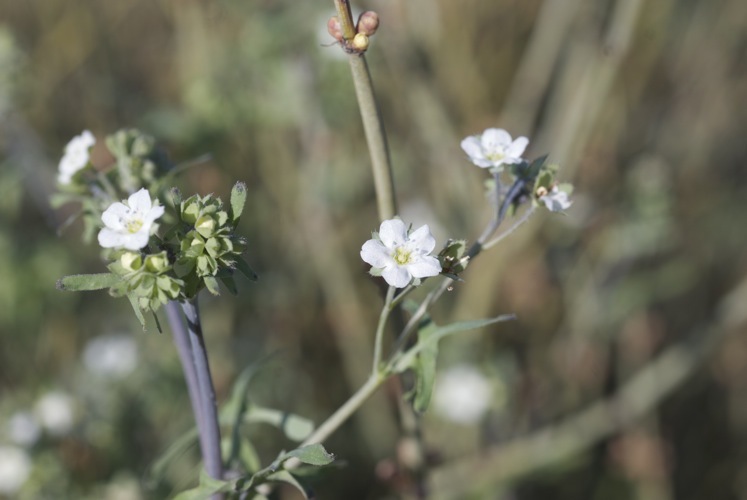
[1,0,746,498]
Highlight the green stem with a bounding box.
[372,286,396,375]
[333,0,356,41]
[390,284,415,310]
[348,52,397,221]
[301,373,385,447]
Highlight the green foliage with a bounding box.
[391,314,516,412]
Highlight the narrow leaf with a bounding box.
[57,273,121,291]
[265,470,311,500]
[236,257,258,281]
[231,181,247,222]
[283,443,335,466]
[413,321,439,413]
[127,294,147,331]
[246,407,315,442]
[173,469,234,500]
[393,315,516,373]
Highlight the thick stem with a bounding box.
[165,301,204,436]
[180,298,223,484]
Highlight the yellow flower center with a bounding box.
[487,151,505,162]
[393,247,412,266]
[126,219,144,234]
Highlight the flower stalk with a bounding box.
[165,301,204,435]
[180,298,223,485]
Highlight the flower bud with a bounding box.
[145,252,170,273]
[327,16,344,42]
[356,11,379,36]
[352,33,369,52]
[195,214,217,238]
[120,252,143,272]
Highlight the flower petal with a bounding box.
[506,136,529,159]
[98,228,127,248]
[408,224,436,254]
[127,188,152,212]
[460,136,484,160]
[101,203,128,230]
[378,219,407,248]
[361,239,392,268]
[382,265,412,288]
[121,231,150,250]
[481,128,511,149]
[406,256,442,279]
[144,205,165,224]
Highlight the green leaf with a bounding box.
[173,469,235,500]
[393,315,516,373]
[283,443,335,466]
[127,294,147,331]
[204,276,221,296]
[57,273,121,291]
[412,319,439,413]
[235,256,258,281]
[219,275,238,295]
[231,181,247,223]
[264,470,311,499]
[246,407,315,442]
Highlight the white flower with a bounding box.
[6,412,41,447]
[360,218,442,288]
[433,365,493,425]
[0,445,32,495]
[460,128,528,170]
[83,333,138,379]
[539,185,572,212]
[58,130,95,185]
[97,188,164,250]
[35,390,75,436]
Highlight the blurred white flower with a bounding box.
[433,364,492,425]
[83,333,138,379]
[6,411,41,447]
[0,445,32,495]
[58,130,95,185]
[360,218,442,288]
[460,128,528,170]
[35,391,75,436]
[98,188,164,250]
[539,185,572,212]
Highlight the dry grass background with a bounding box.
[1,0,747,498]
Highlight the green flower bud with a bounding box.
[145,251,170,273]
[195,215,217,238]
[120,252,143,272]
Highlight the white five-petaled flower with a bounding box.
[97,188,164,250]
[460,128,528,170]
[57,130,95,185]
[539,185,572,212]
[360,218,442,288]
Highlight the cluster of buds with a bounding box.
[327,10,379,54]
[172,191,248,297]
[108,250,183,312]
[105,129,170,193]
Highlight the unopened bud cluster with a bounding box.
[175,193,246,293]
[108,250,183,312]
[326,10,379,54]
